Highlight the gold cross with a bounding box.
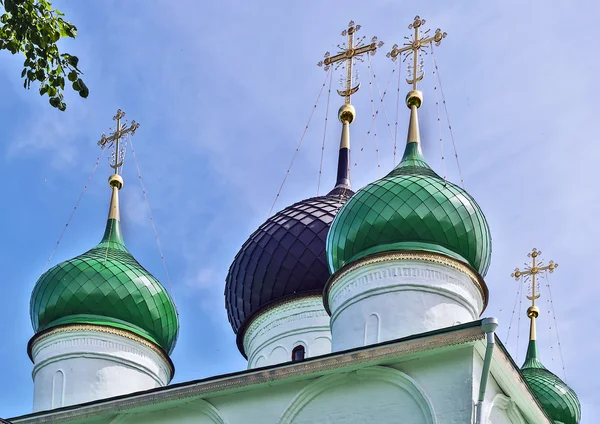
[97,109,140,173]
[511,248,558,308]
[386,16,447,90]
[317,21,383,104]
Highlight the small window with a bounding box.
[292,345,306,362]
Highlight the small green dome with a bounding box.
[326,140,491,275]
[522,340,581,423]
[30,202,179,354]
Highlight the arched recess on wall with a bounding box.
[485,394,526,424]
[109,398,227,424]
[364,313,380,345]
[279,366,437,424]
[269,345,289,363]
[254,355,267,368]
[52,370,65,409]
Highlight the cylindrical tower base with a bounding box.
[242,296,332,368]
[29,325,173,412]
[325,253,487,352]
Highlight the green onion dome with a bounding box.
[326,94,491,276]
[30,176,179,354]
[522,340,581,423]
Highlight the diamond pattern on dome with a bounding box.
[225,189,353,339]
[522,368,581,424]
[520,340,581,423]
[30,219,179,354]
[327,142,491,275]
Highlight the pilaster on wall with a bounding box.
[30,326,172,412]
[326,254,486,352]
[243,296,332,368]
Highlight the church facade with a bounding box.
[7,18,580,424]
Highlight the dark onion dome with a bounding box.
[521,339,581,423]
[225,103,357,356]
[29,174,179,355]
[327,91,491,277]
[225,188,353,347]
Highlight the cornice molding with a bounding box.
[29,324,173,379]
[324,251,488,314]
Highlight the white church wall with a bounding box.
[14,338,549,424]
[96,350,473,424]
[472,349,528,424]
[328,258,484,351]
[210,380,311,424]
[30,329,171,412]
[113,399,226,424]
[390,346,475,424]
[105,366,436,424]
[243,296,331,368]
[279,367,435,424]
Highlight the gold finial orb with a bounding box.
[108,174,124,190]
[527,305,540,318]
[406,90,423,108]
[338,104,356,124]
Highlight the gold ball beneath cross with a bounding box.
[527,306,540,318]
[406,90,423,108]
[108,174,124,190]
[338,104,356,124]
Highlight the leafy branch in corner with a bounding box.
[0,0,88,111]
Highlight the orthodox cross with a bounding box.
[97,109,140,173]
[318,20,384,104]
[511,248,558,308]
[386,16,447,90]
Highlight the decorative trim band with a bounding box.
[324,251,488,314]
[29,324,174,378]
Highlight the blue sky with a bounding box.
[1,0,598,420]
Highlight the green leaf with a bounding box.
[68,55,79,67]
[59,22,77,38]
[3,0,87,109]
[5,0,17,14]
